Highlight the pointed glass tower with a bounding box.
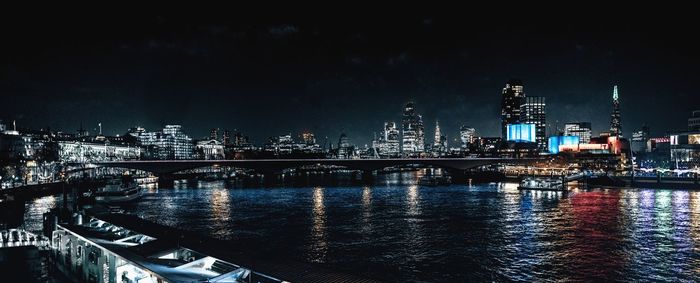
[610,85,622,137]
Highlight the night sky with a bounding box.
[2,10,699,145]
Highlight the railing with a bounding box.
[0,229,51,250]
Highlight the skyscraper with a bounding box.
[501,79,525,139]
[402,102,425,156]
[520,96,546,150]
[222,130,231,146]
[432,120,447,156]
[433,120,442,147]
[459,126,476,150]
[383,122,400,157]
[610,85,622,137]
[564,122,592,143]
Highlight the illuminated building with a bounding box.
[631,124,650,153]
[196,139,225,160]
[135,125,194,160]
[459,126,475,150]
[564,122,592,143]
[433,120,441,147]
[375,122,401,158]
[57,141,141,162]
[337,133,353,159]
[501,79,525,139]
[302,132,316,144]
[506,124,536,143]
[210,128,219,141]
[265,134,294,155]
[520,96,546,150]
[385,122,400,157]
[432,121,447,156]
[670,131,700,168]
[77,122,89,138]
[475,137,501,154]
[0,133,37,161]
[401,102,425,156]
[610,85,622,137]
[688,110,700,131]
[548,136,580,154]
[262,133,322,157]
[222,130,231,146]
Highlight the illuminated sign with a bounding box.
[670,135,678,145]
[548,136,580,154]
[507,124,535,143]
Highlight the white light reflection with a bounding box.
[406,185,420,216]
[309,186,327,263]
[362,186,372,222]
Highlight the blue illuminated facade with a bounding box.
[506,124,536,143]
[548,135,580,154]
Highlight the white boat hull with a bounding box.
[94,186,143,203]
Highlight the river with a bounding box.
[19,171,700,282]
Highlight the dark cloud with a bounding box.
[268,24,299,37]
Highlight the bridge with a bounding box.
[74,158,539,175]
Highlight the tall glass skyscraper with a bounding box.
[401,102,425,156]
[610,85,622,137]
[383,122,400,157]
[501,79,525,139]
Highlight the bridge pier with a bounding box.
[259,171,281,186]
[446,169,468,184]
[157,174,176,188]
[361,170,375,184]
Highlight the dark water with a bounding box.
[22,172,700,282]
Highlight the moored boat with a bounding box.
[93,175,142,203]
[418,175,452,186]
[518,177,565,191]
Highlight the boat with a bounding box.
[93,175,142,203]
[418,175,452,186]
[518,177,565,191]
[135,175,158,185]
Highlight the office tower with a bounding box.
[434,120,441,147]
[384,122,400,157]
[432,120,447,155]
[520,96,546,150]
[402,102,425,156]
[501,79,525,139]
[610,85,622,137]
[564,122,592,144]
[137,125,194,160]
[222,130,231,146]
[460,126,476,150]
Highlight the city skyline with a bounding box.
[2,12,699,145]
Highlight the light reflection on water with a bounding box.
[309,186,327,263]
[17,174,700,282]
